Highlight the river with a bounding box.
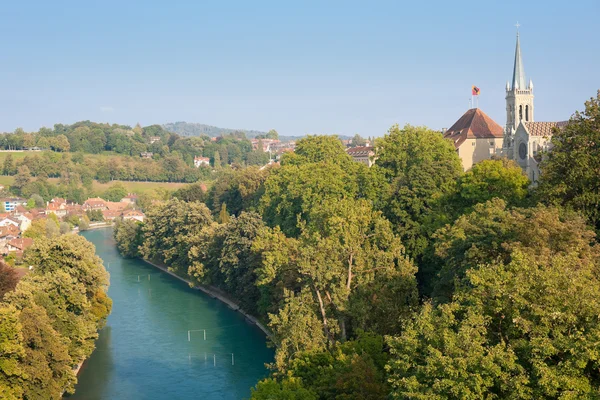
[69,229,274,400]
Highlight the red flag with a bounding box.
[472,86,481,96]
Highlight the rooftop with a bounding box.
[444,108,504,148]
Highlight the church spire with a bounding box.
[511,28,526,90]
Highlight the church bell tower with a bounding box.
[504,28,534,154]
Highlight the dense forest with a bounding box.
[0,121,271,184]
[0,235,112,399]
[163,121,269,138]
[113,91,600,399]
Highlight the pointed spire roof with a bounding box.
[512,32,526,90]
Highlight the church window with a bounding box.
[525,105,529,121]
[519,105,523,120]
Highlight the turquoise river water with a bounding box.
[68,229,274,400]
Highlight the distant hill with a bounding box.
[162,121,268,138]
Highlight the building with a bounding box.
[83,198,108,211]
[122,210,145,222]
[140,152,153,159]
[444,108,504,171]
[0,198,26,212]
[121,194,138,205]
[346,146,376,167]
[194,156,210,167]
[502,31,568,183]
[6,237,33,256]
[149,136,161,144]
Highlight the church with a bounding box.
[446,30,568,181]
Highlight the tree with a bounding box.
[140,199,213,276]
[52,134,70,152]
[2,154,15,176]
[283,135,352,167]
[387,248,600,399]
[0,304,25,400]
[113,218,143,258]
[102,183,128,202]
[430,199,598,302]
[12,166,32,195]
[251,378,317,400]
[267,129,279,140]
[218,203,230,224]
[375,124,463,258]
[30,194,45,209]
[454,158,530,211]
[538,90,600,233]
[0,261,19,299]
[351,134,366,147]
[213,150,221,168]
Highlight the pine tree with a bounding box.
[219,203,230,224]
[213,151,221,169]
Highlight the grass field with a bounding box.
[0,175,190,195]
[0,151,31,163]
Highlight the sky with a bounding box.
[1,0,598,137]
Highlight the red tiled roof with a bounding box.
[444,108,504,148]
[8,238,33,251]
[106,202,127,211]
[346,146,375,156]
[523,121,569,137]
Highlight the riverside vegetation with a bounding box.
[118,92,599,398]
[0,234,112,399]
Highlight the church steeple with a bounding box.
[504,26,534,154]
[512,31,526,90]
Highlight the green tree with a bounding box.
[251,377,316,400]
[102,182,128,202]
[12,165,32,195]
[140,199,213,276]
[538,90,600,233]
[2,154,15,176]
[213,150,221,169]
[454,158,530,211]
[387,248,600,399]
[351,133,366,147]
[375,124,463,258]
[218,203,230,224]
[113,218,143,258]
[0,305,24,400]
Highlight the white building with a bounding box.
[194,156,210,167]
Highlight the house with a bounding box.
[443,108,504,171]
[0,217,20,229]
[121,193,138,205]
[6,237,33,256]
[122,210,145,222]
[16,213,32,232]
[83,198,108,211]
[46,199,69,218]
[0,225,20,253]
[149,136,161,144]
[194,156,210,168]
[0,198,26,212]
[102,210,122,221]
[346,146,376,167]
[140,152,153,159]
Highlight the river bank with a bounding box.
[141,259,272,339]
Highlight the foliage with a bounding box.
[113,218,143,258]
[102,182,128,202]
[454,158,530,211]
[375,124,463,258]
[141,199,213,276]
[538,90,600,233]
[250,377,317,400]
[0,261,19,300]
[387,248,600,399]
[0,234,111,398]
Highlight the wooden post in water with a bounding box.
[187,330,190,342]
[138,275,140,282]
[204,329,206,340]
[231,353,234,365]
[213,354,216,367]
[148,274,150,281]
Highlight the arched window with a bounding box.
[519,105,523,121]
[525,105,529,121]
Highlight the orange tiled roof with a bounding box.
[444,108,504,148]
[8,237,33,251]
[106,202,127,211]
[523,121,569,137]
[346,146,375,156]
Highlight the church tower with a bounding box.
[504,29,534,154]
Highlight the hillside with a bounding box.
[163,121,268,138]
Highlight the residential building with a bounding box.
[140,152,153,159]
[194,156,210,167]
[6,237,33,255]
[83,198,108,211]
[346,146,376,167]
[0,198,26,212]
[122,210,145,222]
[121,194,138,205]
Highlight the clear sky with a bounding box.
[1,0,598,137]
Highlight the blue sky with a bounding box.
[1,0,598,136]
